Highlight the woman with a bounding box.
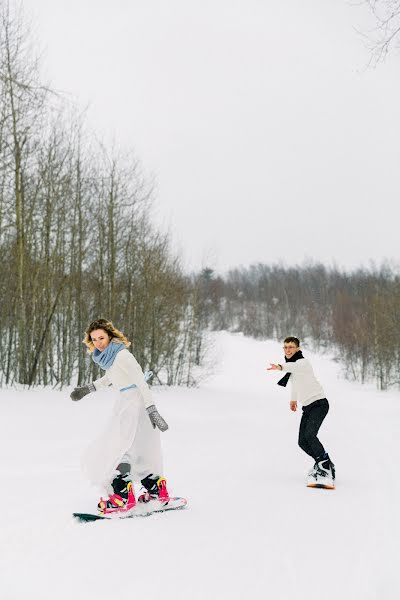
[70,318,170,514]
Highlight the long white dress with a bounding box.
[81,348,163,491]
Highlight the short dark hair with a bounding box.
[284,336,300,347]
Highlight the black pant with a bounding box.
[298,399,329,461]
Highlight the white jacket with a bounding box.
[92,348,153,408]
[281,358,325,407]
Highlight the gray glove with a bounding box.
[70,382,96,401]
[146,405,169,431]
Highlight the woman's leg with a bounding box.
[123,403,163,482]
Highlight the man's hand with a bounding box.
[267,363,282,371]
[290,401,297,412]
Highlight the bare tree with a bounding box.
[204,261,400,390]
[0,2,208,389]
[358,1,400,64]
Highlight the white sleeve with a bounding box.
[281,360,308,375]
[117,351,154,409]
[93,372,111,390]
[291,381,298,403]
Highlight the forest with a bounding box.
[1,2,399,391]
[0,3,205,387]
[196,262,400,390]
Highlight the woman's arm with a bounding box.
[119,352,169,431]
[117,351,153,407]
[93,372,111,390]
[70,372,110,401]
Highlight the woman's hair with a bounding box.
[83,318,131,353]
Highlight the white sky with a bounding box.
[21,0,400,273]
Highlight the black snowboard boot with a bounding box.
[316,454,335,481]
[139,474,170,502]
[98,463,135,512]
[111,473,132,500]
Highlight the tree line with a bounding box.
[2,2,398,392]
[196,263,400,390]
[0,2,205,388]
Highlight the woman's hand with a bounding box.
[146,405,169,431]
[70,383,96,401]
[290,401,297,412]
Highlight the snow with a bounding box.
[1,331,399,600]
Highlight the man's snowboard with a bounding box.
[306,475,335,490]
[73,496,187,523]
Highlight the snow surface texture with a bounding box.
[1,332,399,600]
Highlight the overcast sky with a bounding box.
[21,0,400,273]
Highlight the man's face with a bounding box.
[283,342,300,359]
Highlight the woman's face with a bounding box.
[90,329,111,352]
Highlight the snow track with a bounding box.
[0,332,399,599]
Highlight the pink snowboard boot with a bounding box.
[98,480,136,515]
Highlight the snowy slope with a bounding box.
[0,332,399,600]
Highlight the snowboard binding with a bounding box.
[138,476,170,503]
[98,479,136,515]
[307,455,335,490]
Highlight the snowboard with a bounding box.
[306,475,335,490]
[73,496,187,523]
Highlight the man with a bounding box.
[267,336,335,489]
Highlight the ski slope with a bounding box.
[0,332,399,600]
